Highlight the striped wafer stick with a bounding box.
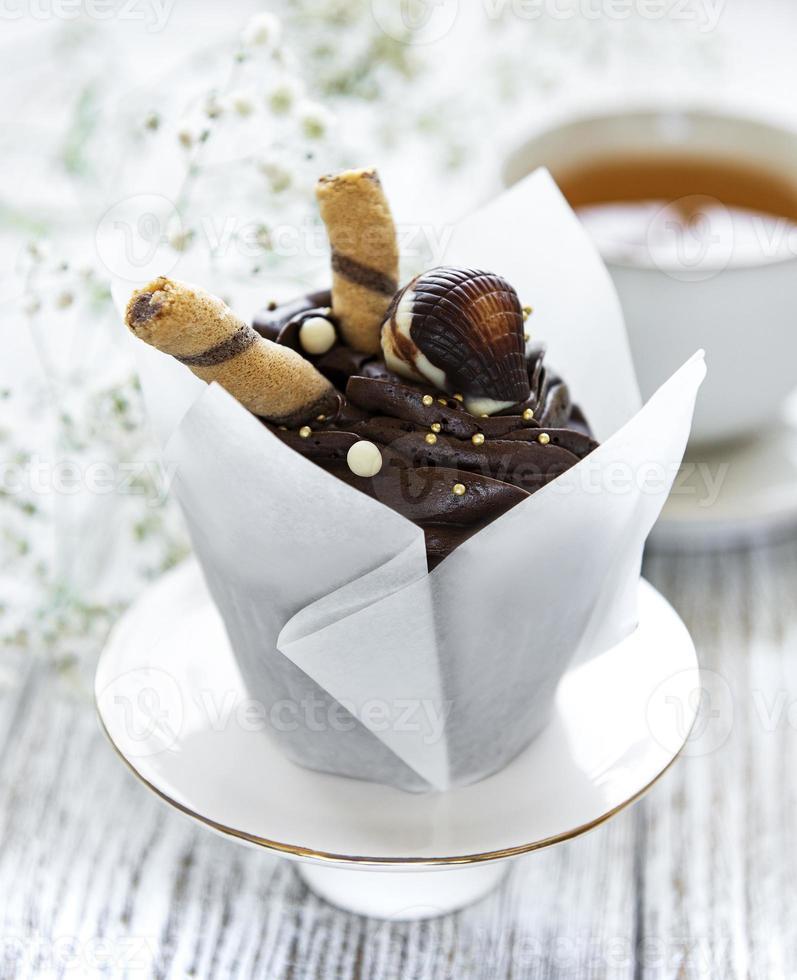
[126,277,339,425]
[316,168,399,354]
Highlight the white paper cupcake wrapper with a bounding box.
[119,170,705,792]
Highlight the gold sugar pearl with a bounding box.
[522,408,535,422]
[425,433,438,445]
[316,414,326,422]
[480,414,489,418]
[438,397,448,406]
[422,394,434,407]
[522,305,533,319]
[299,426,312,438]
[537,432,551,445]
[430,422,441,434]
[452,483,466,496]
[471,433,485,446]
[453,393,464,402]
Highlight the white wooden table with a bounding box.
[1,537,795,979]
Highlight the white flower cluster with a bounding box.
[174,12,335,151]
[144,9,347,283]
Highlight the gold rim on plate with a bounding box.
[97,707,692,868]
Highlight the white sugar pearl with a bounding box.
[299,315,336,355]
[347,440,382,479]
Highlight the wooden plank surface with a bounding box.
[1,535,796,979]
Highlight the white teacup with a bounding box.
[503,108,797,446]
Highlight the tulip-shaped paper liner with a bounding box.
[123,170,705,792]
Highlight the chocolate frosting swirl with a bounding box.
[255,291,598,568]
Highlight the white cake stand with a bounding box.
[95,560,699,920]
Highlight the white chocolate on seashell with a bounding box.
[299,314,337,355]
[463,394,515,416]
[346,440,383,478]
[382,287,447,389]
[382,285,515,417]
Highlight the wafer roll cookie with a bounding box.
[316,168,399,354]
[126,277,338,425]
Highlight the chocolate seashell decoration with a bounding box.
[381,266,531,416]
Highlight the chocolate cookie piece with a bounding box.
[253,290,332,340]
[316,345,374,387]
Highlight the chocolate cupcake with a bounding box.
[120,166,704,795]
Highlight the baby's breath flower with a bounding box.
[168,228,195,253]
[26,241,50,263]
[55,290,74,310]
[297,100,334,140]
[176,122,195,149]
[143,111,160,131]
[241,12,282,49]
[22,296,41,316]
[255,224,273,250]
[229,89,257,117]
[265,78,303,116]
[204,95,224,119]
[258,159,292,193]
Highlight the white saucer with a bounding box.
[651,398,797,551]
[96,560,699,918]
